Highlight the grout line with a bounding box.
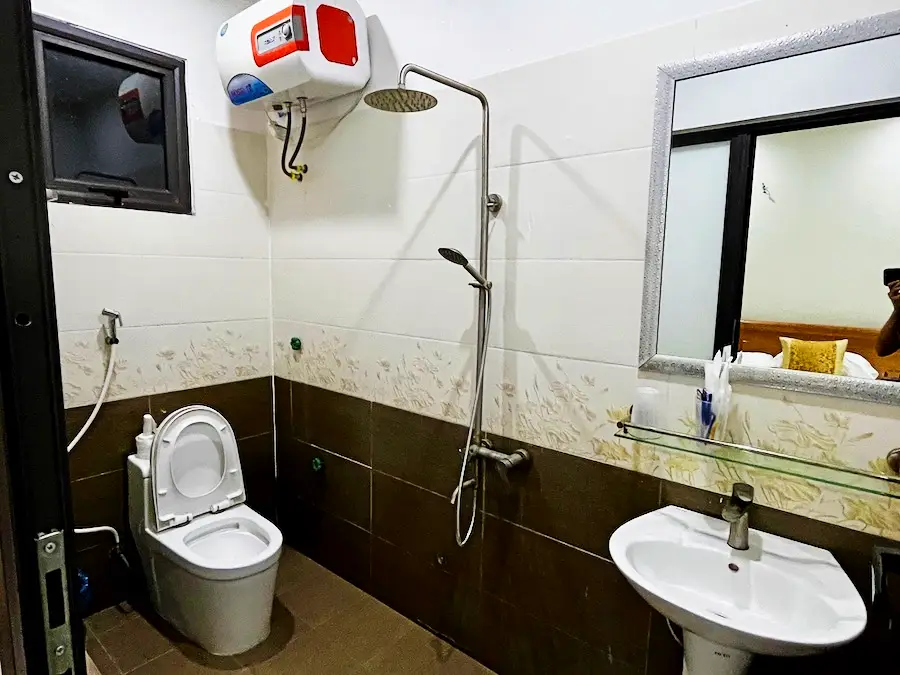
[274,319,640,370]
[271,256,647,262]
[370,469,450,502]
[398,143,652,182]
[484,513,616,565]
[121,646,175,674]
[53,251,270,262]
[297,440,373,470]
[59,317,271,335]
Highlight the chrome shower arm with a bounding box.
[398,64,488,107]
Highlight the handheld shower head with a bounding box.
[438,247,490,289]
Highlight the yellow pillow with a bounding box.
[779,337,848,375]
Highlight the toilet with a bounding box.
[127,405,282,656]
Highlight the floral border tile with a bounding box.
[274,321,900,541]
[60,319,271,408]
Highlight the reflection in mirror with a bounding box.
[645,15,900,400]
[740,118,900,381]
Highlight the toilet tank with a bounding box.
[127,455,152,541]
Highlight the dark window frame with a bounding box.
[32,14,192,214]
[672,100,900,356]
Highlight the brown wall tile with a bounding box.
[274,376,291,438]
[292,382,371,465]
[149,377,273,440]
[71,471,126,552]
[486,439,660,559]
[238,433,276,521]
[370,537,479,650]
[76,545,127,617]
[474,593,642,675]
[372,472,479,580]
[371,403,465,495]
[278,439,371,530]
[281,496,371,591]
[66,396,150,481]
[482,515,650,668]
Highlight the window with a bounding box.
[33,16,191,214]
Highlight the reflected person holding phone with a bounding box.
[876,269,900,357]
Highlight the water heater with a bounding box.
[216,0,370,107]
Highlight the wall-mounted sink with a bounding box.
[609,506,867,675]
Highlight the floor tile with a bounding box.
[95,614,172,673]
[363,624,493,674]
[232,599,308,669]
[86,633,120,675]
[279,563,368,629]
[129,649,247,675]
[84,546,493,675]
[85,604,134,635]
[274,547,323,595]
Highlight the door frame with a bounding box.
[0,1,85,673]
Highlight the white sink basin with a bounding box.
[609,506,867,675]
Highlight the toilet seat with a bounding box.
[147,504,282,580]
[151,405,245,532]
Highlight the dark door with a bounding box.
[0,1,85,673]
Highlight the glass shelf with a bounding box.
[615,421,900,499]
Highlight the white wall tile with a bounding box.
[191,121,268,202]
[53,254,269,332]
[48,190,269,259]
[272,258,478,344]
[693,0,900,58]
[483,20,696,167]
[491,260,644,366]
[490,149,650,261]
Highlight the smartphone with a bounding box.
[885,269,900,286]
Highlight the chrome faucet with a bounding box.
[721,482,754,550]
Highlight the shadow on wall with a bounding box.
[281,15,403,218]
[492,124,643,442]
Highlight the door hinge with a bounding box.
[36,531,74,675]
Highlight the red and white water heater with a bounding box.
[216,0,370,107]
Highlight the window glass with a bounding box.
[44,45,167,191]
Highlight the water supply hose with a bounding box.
[68,331,124,554]
[455,289,492,547]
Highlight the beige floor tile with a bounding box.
[95,614,172,673]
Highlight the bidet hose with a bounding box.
[68,343,117,453]
[455,289,492,547]
[68,342,123,548]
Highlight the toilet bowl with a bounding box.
[127,405,282,655]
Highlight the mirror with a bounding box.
[642,10,900,404]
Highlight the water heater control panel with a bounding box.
[217,0,370,107]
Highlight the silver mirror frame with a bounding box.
[639,10,900,405]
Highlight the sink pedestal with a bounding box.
[683,631,753,675]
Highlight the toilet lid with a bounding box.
[150,405,245,532]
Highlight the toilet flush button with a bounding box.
[158,488,168,495]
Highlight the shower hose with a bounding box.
[455,289,492,547]
[69,342,122,548]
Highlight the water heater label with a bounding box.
[227,74,273,105]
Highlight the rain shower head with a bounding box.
[364,87,438,113]
[438,247,489,289]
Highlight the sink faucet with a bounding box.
[721,482,754,550]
